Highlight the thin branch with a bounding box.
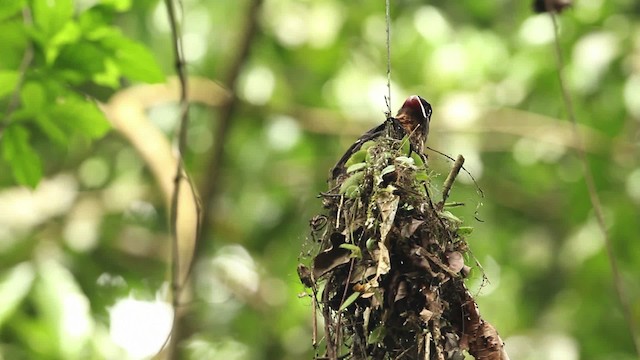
[438,154,465,209]
[548,10,640,356]
[198,0,264,247]
[163,0,200,358]
[384,0,392,117]
[425,146,484,199]
[0,8,34,135]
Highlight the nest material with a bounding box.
[299,119,509,360]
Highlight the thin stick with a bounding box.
[548,10,640,356]
[322,280,336,359]
[439,155,465,208]
[163,0,199,358]
[312,294,318,347]
[384,0,392,117]
[425,146,485,199]
[198,0,264,250]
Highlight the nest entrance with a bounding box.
[299,120,508,360]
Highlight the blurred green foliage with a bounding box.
[0,0,639,359]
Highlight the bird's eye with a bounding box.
[418,102,427,118]
[417,97,431,119]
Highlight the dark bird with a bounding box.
[532,0,571,13]
[330,95,432,182]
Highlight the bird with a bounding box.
[330,95,432,182]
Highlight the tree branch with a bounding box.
[548,9,640,356]
[198,0,264,248]
[438,154,465,209]
[163,0,201,358]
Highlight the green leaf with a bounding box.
[78,9,113,34]
[380,165,396,177]
[115,39,165,82]
[360,140,376,150]
[400,135,411,155]
[346,162,366,174]
[92,57,121,88]
[20,82,46,111]
[410,152,425,168]
[338,292,360,312]
[101,35,165,83]
[339,243,362,259]
[55,41,108,84]
[339,171,364,198]
[2,125,43,187]
[0,21,29,68]
[101,0,132,11]
[49,98,110,139]
[368,325,386,344]
[45,21,82,64]
[343,185,360,199]
[0,263,36,328]
[345,149,367,168]
[456,226,474,236]
[0,71,19,98]
[438,211,463,225]
[31,0,73,39]
[34,114,68,145]
[415,170,429,182]
[0,0,24,21]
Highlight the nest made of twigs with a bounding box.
[299,124,508,360]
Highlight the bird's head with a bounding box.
[396,95,432,128]
[395,95,432,150]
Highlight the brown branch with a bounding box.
[426,146,484,199]
[293,106,613,153]
[198,0,264,246]
[101,79,233,360]
[548,10,640,356]
[438,154,465,209]
[163,0,200,358]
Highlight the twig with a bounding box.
[0,8,34,135]
[438,154,465,209]
[322,279,336,360]
[426,146,485,222]
[198,0,264,248]
[444,202,465,207]
[426,146,484,199]
[548,10,640,356]
[334,258,356,356]
[384,0,392,117]
[163,0,200,358]
[312,294,318,347]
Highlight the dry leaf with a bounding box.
[446,251,464,273]
[375,241,391,278]
[401,218,424,238]
[420,309,434,322]
[377,190,400,243]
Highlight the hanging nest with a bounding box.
[298,118,509,360]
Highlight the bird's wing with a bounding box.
[329,117,412,183]
[329,122,387,182]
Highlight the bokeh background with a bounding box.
[0,0,639,359]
